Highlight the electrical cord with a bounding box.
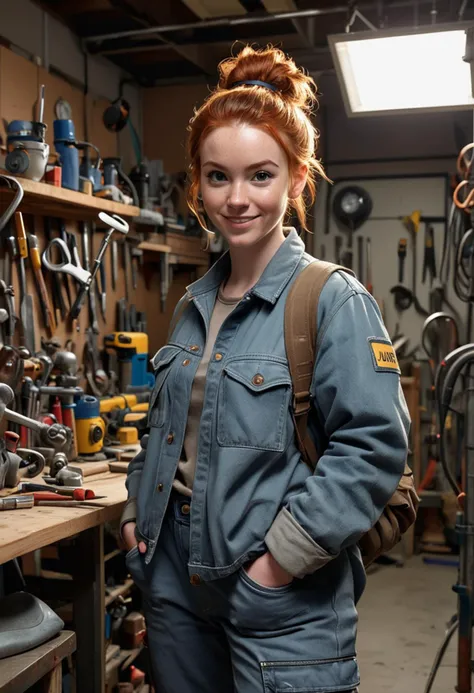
[435,344,474,496]
[423,615,459,693]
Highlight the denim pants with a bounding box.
[126,495,360,693]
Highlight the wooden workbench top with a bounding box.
[0,472,127,565]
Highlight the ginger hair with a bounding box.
[186,44,329,234]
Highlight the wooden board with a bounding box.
[0,171,140,220]
[0,630,75,693]
[0,472,127,565]
[108,461,129,473]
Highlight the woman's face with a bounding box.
[200,124,306,250]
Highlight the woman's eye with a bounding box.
[207,170,227,182]
[253,170,273,182]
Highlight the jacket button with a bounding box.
[215,353,223,361]
[252,374,264,385]
[190,574,201,586]
[182,359,190,366]
[157,483,164,492]
[189,345,200,352]
[167,433,174,444]
[181,503,191,515]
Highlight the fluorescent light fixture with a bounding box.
[328,21,474,117]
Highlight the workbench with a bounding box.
[0,469,129,693]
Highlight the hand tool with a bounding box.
[123,239,131,302]
[397,238,407,283]
[43,217,67,322]
[13,214,35,355]
[20,376,34,447]
[42,214,128,321]
[131,247,143,290]
[28,491,107,504]
[98,259,107,320]
[56,219,74,309]
[70,213,129,320]
[0,495,34,511]
[389,211,429,317]
[111,239,118,290]
[0,174,24,233]
[422,224,437,285]
[27,233,55,335]
[129,304,137,332]
[79,221,99,333]
[1,382,72,454]
[83,327,108,397]
[0,280,16,346]
[17,482,102,500]
[35,499,107,508]
[357,236,364,281]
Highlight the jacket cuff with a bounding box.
[265,507,338,579]
[120,498,137,539]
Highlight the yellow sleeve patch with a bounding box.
[368,338,400,374]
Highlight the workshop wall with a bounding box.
[0,0,142,174]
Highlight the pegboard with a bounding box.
[315,174,467,353]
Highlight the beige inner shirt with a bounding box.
[172,287,242,497]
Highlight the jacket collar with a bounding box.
[186,228,305,305]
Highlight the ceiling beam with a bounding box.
[109,0,220,74]
[181,0,246,18]
[262,0,313,47]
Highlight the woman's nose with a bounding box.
[227,183,249,208]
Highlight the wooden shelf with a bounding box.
[138,241,171,254]
[0,172,140,220]
[0,630,76,693]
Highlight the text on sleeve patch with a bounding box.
[368,338,401,374]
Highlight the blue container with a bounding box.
[53,119,79,191]
[7,120,45,143]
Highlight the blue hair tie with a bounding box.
[231,80,279,93]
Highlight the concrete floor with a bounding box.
[357,555,459,693]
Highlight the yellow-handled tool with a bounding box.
[28,233,56,335]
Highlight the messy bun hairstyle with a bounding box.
[186,44,328,234]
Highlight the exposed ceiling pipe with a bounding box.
[83,0,450,46]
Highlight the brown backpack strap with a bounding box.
[285,261,354,469]
[167,294,192,341]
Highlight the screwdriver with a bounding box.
[398,238,407,283]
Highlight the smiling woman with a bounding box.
[121,43,409,693]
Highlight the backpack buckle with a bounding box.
[292,391,311,415]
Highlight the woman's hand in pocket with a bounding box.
[122,522,147,554]
[244,552,294,588]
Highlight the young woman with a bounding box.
[121,45,410,693]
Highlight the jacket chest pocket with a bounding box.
[148,346,182,428]
[217,358,292,451]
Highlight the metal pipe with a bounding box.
[83,0,443,46]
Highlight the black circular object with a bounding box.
[103,98,130,133]
[332,185,373,230]
[90,425,104,444]
[5,149,29,175]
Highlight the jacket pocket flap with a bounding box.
[150,345,182,371]
[224,359,292,393]
[260,655,359,692]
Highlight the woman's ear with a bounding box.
[289,164,309,200]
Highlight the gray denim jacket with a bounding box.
[125,229,410,592]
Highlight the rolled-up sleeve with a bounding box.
[265,289,410,578]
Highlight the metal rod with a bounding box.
[83,0,440,46]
